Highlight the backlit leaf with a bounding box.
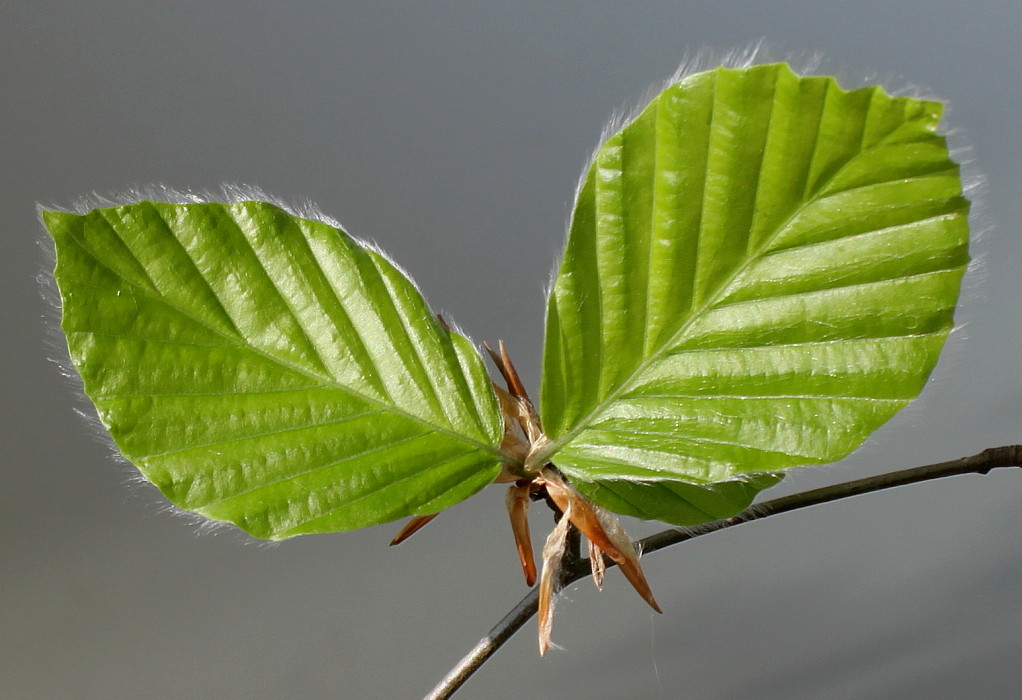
[45,200,505,540]
[540,63,969,524]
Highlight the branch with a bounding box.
[425,445,1022,700]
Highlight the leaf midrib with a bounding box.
[538,111,944,465]
[60,217,509,464]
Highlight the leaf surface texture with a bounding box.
[541,64,969,523]
[46,201,504,539]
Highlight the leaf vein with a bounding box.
[140,409,388,459]
[195,431,435,509]
[542,87,952,461]
[66,206,506,462]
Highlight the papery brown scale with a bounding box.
[540,468,661,614]
[540,469,624,560]
[537,503,572,656]
[588,539,605,590]
[389,513,439,546]
[506,483,537,586]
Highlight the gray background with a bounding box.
[3,2,1021,698]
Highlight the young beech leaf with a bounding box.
[539,63,970,525]
[44,201,506,540]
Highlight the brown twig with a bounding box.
[424,445,1022,700]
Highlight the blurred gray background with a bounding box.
[3,2,1021,698]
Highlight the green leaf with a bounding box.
[45,200,505,540]
[540,63,969,524]
[578,472,783,526]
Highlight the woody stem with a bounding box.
[424,445,1022,700]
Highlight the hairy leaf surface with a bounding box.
[541,63,969,523]
[46,201,504,539]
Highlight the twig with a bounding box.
[424,589,540,700]
[425,445,1022,700]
